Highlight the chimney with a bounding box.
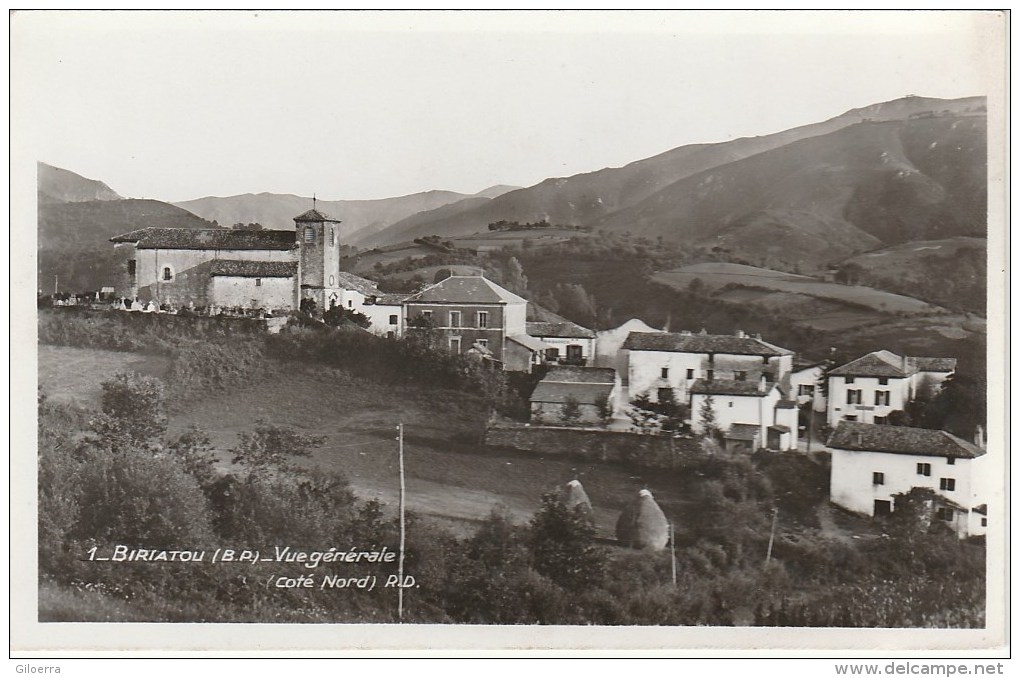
[759,374,768,393]
[735,329,745,338]
[974,424,985,449]
[754,333,763,341]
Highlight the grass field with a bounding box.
[654,262,939,315]
[38,344,171,407]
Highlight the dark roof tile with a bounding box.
[690,378,771,397]
[294,208,341,223]
[404,276,526,305]
[530,381,614,405]
[209,260,298,278]
[542,366,616,384]
[622,331,791,356]
[111,227,296,251]
[827,421,984,459]
[526,320,596,339]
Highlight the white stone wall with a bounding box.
[209,276,296,310]
[536,336,595,362]
[629,350,791,405]
[361,303,403,337]
[503,301,527,335]
[790,366,826,412]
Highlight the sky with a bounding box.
[12,10,1006,203]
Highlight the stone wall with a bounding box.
[484,424,703,469]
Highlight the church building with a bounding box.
[110,206,352,314]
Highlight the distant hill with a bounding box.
[363,96,985,248]
[39,198,217,293]
[38,162,121,203]
[473,185,521,199]
[175,189,478,242]
[593,112,986,267]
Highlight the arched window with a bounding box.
[304,226,315,243]
[162,266,174,282]
[330,228,336,246]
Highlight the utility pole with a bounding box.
[54,274,58,295]
[765,507,779,565]
[669,521,677,586]
[397,423,406,621]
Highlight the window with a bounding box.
[347,300,353,308]
[939,478,956,492]
[798,384,815,396]
[874,499,892,516]
[422,310,432,319]
[661,367,669,379]
[304,227,315,243]
[936,508,954,521]
[545,347,560,362]
[386,331,395,339]
[389,314,398,325]
[330,228,335,246]
[127,260,136,275]
[734,370,747,381]
[845,376,856,384]
[566,345,583,362]
[706,369,714,381]
[947,457,956,465]
[477,311,488,328]
[162,266,173,282]
[874,416,888,425]
[657,388,673,403]
[449,337,462,354]
[450,311,461,327]
[847,389,863,405]
[329,274,335,287]
[981,518,988,527]
[872,472,884,485]
[728,401,733,408]
[875,391,890,406]
[879,377,889,385]
[844,415,858,422]
[916,463,931,476]
[255,278,262,287]
[477,339,488,348]
[686,369,695,380]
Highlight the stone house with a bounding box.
[826,351,957,427]
[526,306,596,366]
[689,375,799,451]
[827,421,986,538]
[530,366,618,426]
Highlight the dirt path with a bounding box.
[815,503,853,544]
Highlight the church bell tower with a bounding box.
[293,198,343,312]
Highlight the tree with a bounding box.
[93,372,168,445]
[433,268,453,283]
[167,425,219,489]
[323,306,371,329]
[698,395,721,441]
[594,392,614,426]
[504,257,529,297]
[230,419,326,476]
[560,395,582,425]
[299,297,318,317]
[529,493,606,592]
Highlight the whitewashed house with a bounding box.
[526,307,596,366]
[624,330,794,406]
[689,375,799,451]
[790,360,827,413]
[594,318,663,377]
[331,272,406,338]
[827,421,986,538]
[826,351,957,427]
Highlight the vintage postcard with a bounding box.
[10,10,1009,656]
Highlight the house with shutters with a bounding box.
[332,271,406,338]
[526,306,597,366]
[623,330,795,406]
[402,275,547,371]
[827,421,986,538]
[826,350,957,427]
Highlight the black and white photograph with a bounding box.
[10,9,1008,655]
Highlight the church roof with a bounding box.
[404,275,527,305]
[209,260,298,278]
[293,208,342,223]
[110,227,296,251]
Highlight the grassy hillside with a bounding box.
[38,162,121,203]
[38,198,218,293]
[176,189,475,241]
[594,113,986,268]
[364,96,985,248]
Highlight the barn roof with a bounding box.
[530,381,614,405]
[622,331,791,356]
[542,366,617,384]
[209,260,298,278]
[110,227,297,251]
[827,422,984,459]
[404,275,526,305]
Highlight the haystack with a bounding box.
[561,479,593,515]
[615,489,669,551]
